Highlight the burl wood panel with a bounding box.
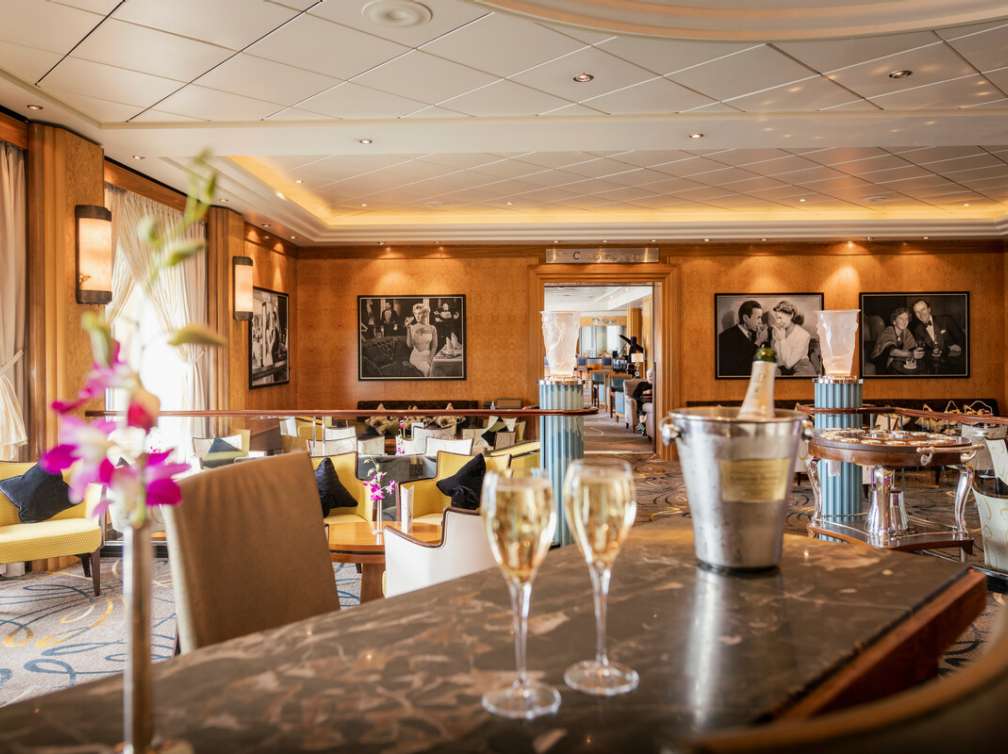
[26,124,104,457]
[295,255,538,407]
[666,242,1006,408]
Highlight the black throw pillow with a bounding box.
[435,454,486,510]
[0,464,76,523]
[315,458,359,516]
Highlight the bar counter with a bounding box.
[0,517,984,753]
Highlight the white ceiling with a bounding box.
[0,0,1006,243]
[545,285,652,314]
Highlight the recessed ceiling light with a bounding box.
[761,238,767,242]
[650,239,656,243]
[798,197,807,203]
[132,154,145,160]
[362,0,433,28]
[26,104,43,111]
[263,224,270,228]
[264,235,269,240]
[962,202,971,207]
[290,235,296,240]
[602,239,607,244]
[361,203,368,207]
[888,69,912,79]
[703,238,710,242]
[358,137,373,145]
[295,179,303,184]
[220,198,229,203]
[553,240,559,244]
[689,132,704,139]
[275,191,285,200]
[922,235,929,240]
[572,72,594,83]
[506,201,513,206]
[866,235,872,241]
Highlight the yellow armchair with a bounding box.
[309,452,372,526]
[489,441,541,476]
[401,452,511,525]
[0,462,103,595]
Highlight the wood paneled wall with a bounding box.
[25,124,104,456]
[295,252,538,407]
[664,240,1008,407]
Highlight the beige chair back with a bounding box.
[975,486,1008,572]
[690,610,1008,754]
[985,438,1008,486]
[165,452,339,653]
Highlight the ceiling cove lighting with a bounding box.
[233,256,254,321]
[888,69,913,79]
[572,72,594,83]
[74,205,113,305]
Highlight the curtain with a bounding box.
[105,185,209,454]
[0,143,27,461]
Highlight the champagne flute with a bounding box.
[563,458,639,696]
[480,472,560,719]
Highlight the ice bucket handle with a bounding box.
[660,416,680,446]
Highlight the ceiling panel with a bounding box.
[0,40,62,83]
[540,103,606,116]
[72,19,233,81]
[195,53,340,106]
[596,36,754,76]
[422,12,584,77]
[440,79,569,116]
[265,107,332,121]
[113,0,299,49]
[154,84,281,120]
[300,81,428,118]
[130,108,207,123]
[309,0,489,47]
[247,13,408,80]
[870,74,1000,109]
[939,21,1008,72]
[39,57,182,108]
[0,0,101,54]
[352,50,496,104]
[511,46,655,101]
[825,42,974,99]
[776,31,936,73]
[48,89,143,121]
[726,75,861,111]
[668,44,815,101]
[581,76,716,114]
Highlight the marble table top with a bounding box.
[0,517,972,753]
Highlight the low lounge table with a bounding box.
[0,517,984,752]
[326,521,441,602]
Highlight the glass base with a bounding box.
[564,660,639,696]
[116,739,193,754]
[482,681,561,720]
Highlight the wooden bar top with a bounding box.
[0,517,984,753]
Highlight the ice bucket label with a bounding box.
[718,458,791,502]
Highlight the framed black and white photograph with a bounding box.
[860,292,969,378]
[249,287,289,388]
[358,295,466,381]
[715,293,825,379]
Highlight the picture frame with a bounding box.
[859,291,970,379]
[358,295,467,381]
[714,292,826,379]
[248,287,290,388]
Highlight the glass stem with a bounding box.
[509,580,532,689]
[590,566,611,667]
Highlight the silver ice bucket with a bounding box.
[661,407,807,571]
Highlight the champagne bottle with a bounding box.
[737,346,777,420]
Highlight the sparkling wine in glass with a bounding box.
[563,458,639,696]
[480,472,560,719]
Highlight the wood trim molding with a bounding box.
[528,263,679,459]
[103,159,186,212]
[0,111,27,149]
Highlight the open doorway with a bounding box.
[544,284,655,455]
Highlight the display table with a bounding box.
[0,517,985,753]
[807,428,979,555]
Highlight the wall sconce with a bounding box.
[74,205,112,304]
[233,256,254,320]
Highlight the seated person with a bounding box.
[870,307,925,374]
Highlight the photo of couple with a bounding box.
[861,292,968,378]
[715,293,825,378]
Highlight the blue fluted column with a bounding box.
[539,379,584,546]
[814,377,863,524]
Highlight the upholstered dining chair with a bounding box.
[0,462,103,595]
[308,438,357,457]
[689,610,1008,754]
[424,437,473,457]
[165,452,340,653]
[974,485,1008,572]
[324,426,356,442]
[384,508,496,597]
[309,451,372,526]
[985,438,1008,486]
[399,451,510,525]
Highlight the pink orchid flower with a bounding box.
[51,342,133,415]
[40,416,117,503]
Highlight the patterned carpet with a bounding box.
[1,444,1001,708]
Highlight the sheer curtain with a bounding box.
[0,143,27,461]
[105,185,208,460]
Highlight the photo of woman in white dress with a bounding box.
[249,288,290,388]
[406,302,437,377]
[358,295,467,380]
